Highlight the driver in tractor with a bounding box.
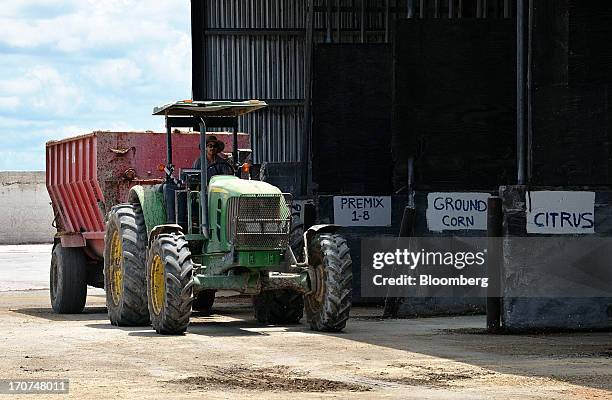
[193,135,235,179]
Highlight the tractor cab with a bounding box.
[152,100,294,273]
[152,101,277,234]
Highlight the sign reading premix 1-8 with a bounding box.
[333,196,392,227]
[426,193,490,231]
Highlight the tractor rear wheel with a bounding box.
[193,290,216,315]
[253,289,304,324]
[50,244,87,314]
[305,233,352,332]
[104,204,149,326]
[147,233,193,335]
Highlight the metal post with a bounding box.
[449,0,454,18]
[199,120,209,239]
[407,0,414,18]
[326,0,333,43]
[190,0,206,100]
[336,0,341,42]
[385,0,390,42]
[301,0,314,196]
[407,156,415,207]
[517,0,527,185]
[360,0,366,43]
[384,158,416,318]
[165,116,173,180]
[232,119,239,176]
[487,196,503,332]
[383,206,416,317]
[527,0,533,183]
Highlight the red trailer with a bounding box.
[45,130,250,312]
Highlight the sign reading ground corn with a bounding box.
[526,191,595,234]
[426,193,490,232]
[333,196,392,227]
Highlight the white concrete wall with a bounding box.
[0,172,55,244]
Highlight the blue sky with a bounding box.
[0,0,192,171]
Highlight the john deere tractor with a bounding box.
[103,100,352,334]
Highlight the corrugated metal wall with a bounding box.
[195,0,515,163]
[202,0,306,163]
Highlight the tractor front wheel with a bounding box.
[147,233,193,335]
[253,289,304,324]
[304,233,352,332]
[104,204,149,326]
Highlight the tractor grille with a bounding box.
[227,194,291,250]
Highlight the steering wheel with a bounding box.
[207,160,235,177]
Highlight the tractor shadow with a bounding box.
[13,306,109,321]
[186,318,305,337]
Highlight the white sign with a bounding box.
[526,191,595,234]
[333,196,392,227]
[426,192,490,232]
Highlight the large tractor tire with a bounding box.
[192,290,216,315]
[147,233,193,335]
[253,289,304,324]
[104,204,149,326]
[305,233,352,332]
[50,244,87,313]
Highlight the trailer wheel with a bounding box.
[147,233,193,335]
[50,244,87,314]
[253,290,304,324]
[104,204,149,326]
[193,290,215,315]
[305,234,352,332]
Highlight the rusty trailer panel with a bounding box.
[46,131,250,258]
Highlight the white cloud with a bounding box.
[0,66,83,116]
[0,0,191,171]
[144,33,192,87]
[0,0,189,53]
[83,59,142,89]
[0,97,20,110]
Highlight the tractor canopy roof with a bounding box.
[153,100,267,117]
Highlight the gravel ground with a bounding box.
[0,245,610,399]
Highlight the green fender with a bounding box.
[127,185,167,237]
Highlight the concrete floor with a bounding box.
[0,245,611,399]
[0,244,55,292]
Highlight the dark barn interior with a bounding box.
[191,0,520,196]
[530,0,612,186]
[393,18,516,191]
[191,0,612,329]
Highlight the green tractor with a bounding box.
[103,100,352,334]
